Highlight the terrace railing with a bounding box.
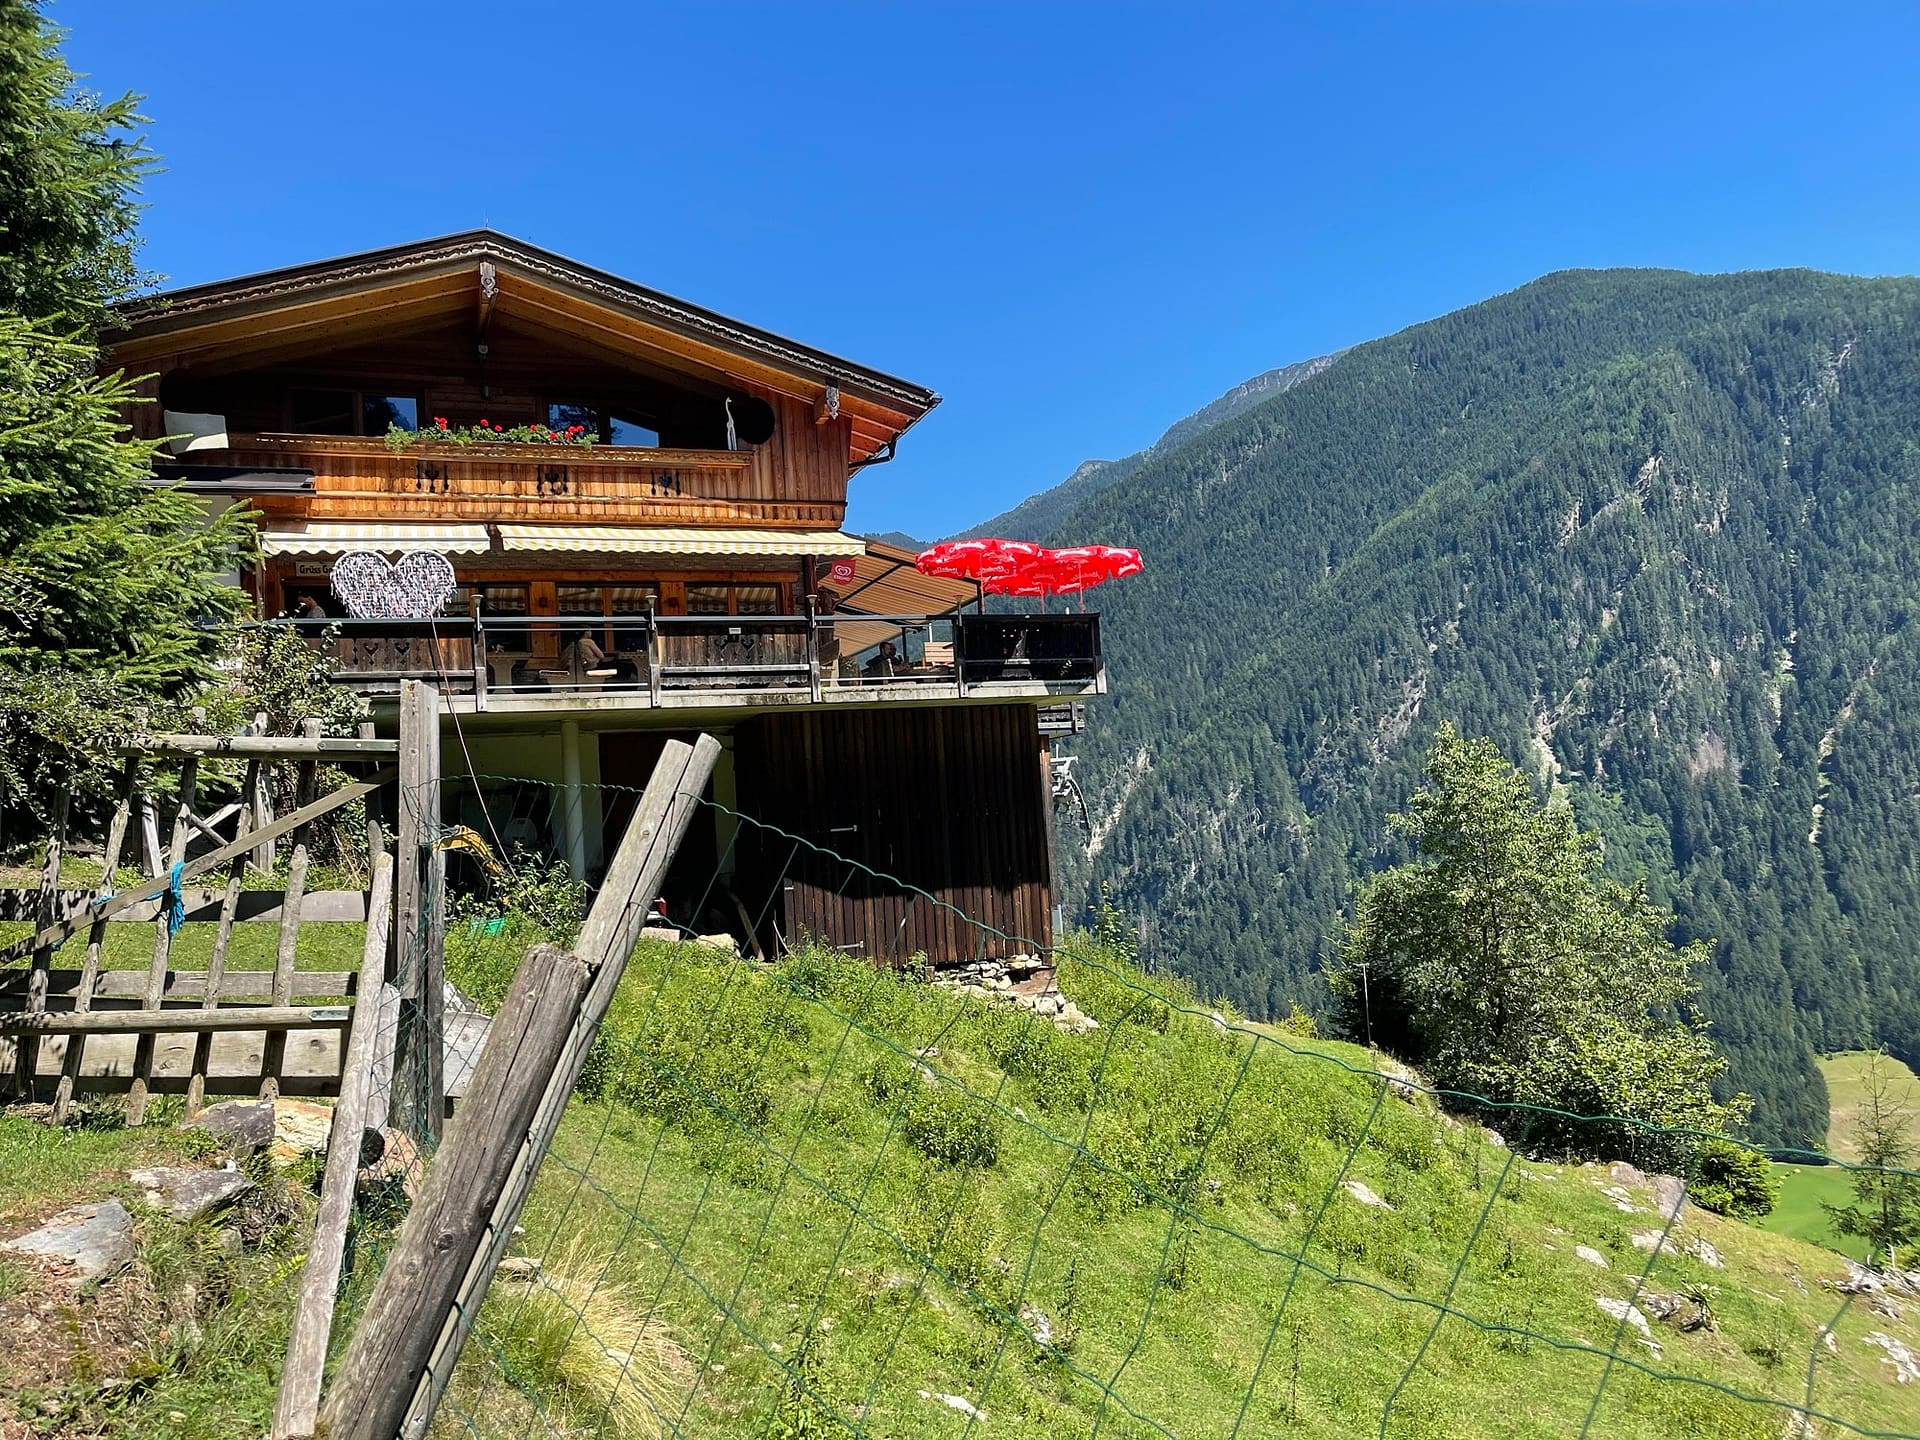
[267,611,1102,708]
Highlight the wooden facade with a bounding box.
[103,232,1091,967]
[730,706,1053,962]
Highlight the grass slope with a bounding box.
[1821,1052,1920,1163]
[1757,1051,1920,1263]
[443,940,1919,1440]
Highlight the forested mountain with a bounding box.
[958,353,1342,541]
[1044,267,1920,1149]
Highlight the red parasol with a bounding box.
[1040,545,1145,594]
[916,538,1144,608]
[915,537,1041,584]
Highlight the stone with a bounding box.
[694,933,736,954]
[359,1127,423,1197]
[1594,1296,1659,1355]
[1574,1245,1609,1268]
[1484,1128,1506,1150]
[1342,1179,1392,1209]
[497,1256,542,1281]
[1650,1174,1687,1221]
[2,1200,134,1282]
[1867,1294,1904,1321]
[1018,1302,1053,1345]
[917,1392,984,1421]
[1630,1230,1669,1255]
[128,1165,253,1222]
[1684,1237,1724,1270]
[270,1098,334,1164]
[185,1099,274,1155]
[1609,1161,1648,1187]
[1599,1184,1637,1213]
[638,924,679,943]
[1863,1330,1919,1384]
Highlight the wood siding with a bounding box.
[219,435,843,527]
[730,705,1052,964]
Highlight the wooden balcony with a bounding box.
[267,612,1105,715]
[185,433,845,528]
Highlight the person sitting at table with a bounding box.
[862,639,907,680]
[563,629,617,684]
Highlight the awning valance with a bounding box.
[496,525,865,557]
[259,521,492,555]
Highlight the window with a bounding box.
[545,403,660,448]
[474,584,529,616]
[557,585,601,617]
[607,415,659,448]
[686,584,730,616]
[734,584,780,615]
[289,387,419,436]
[547,402,597,437]
[364,394,418,434]
[289,388,356,435]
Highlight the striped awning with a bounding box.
[496,525,866,557]
[259,521,492,556]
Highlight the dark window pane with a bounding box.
[477,584,528,616]
[608,414,659,448]
[608,585,658,614]
[364,394,418,433]
[558,585,603,616]
[548,402,598,437]
[686,584,729,616]
[289,388,356,435]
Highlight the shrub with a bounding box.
[1689,1137,1778,1219]
[904,1083,1001,1168]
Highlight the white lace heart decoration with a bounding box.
[329,550,457,619]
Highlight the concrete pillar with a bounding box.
[560,719,587,881]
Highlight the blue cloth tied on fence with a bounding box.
[163,861,186,936]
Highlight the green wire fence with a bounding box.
[328,774,1919,1440]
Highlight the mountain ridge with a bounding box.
[955,352,1343,542]
[1036,264,1920,1148]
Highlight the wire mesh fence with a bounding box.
[328,772,1920,1440]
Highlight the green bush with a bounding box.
[1689,1137,1778,1219]
[904,1083,1001,1168]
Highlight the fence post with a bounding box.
[319,733,720,1440]
[391,680,444,1147]
[317,942,590,1440]
[271,841,394,1440]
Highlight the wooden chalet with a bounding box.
[106,231,1102,961]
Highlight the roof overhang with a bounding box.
[108,231,939,464]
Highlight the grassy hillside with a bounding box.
[1821,1051,1920,1162]
[441,938,1918,1439]
[1758,1051,1920,1261]
[1043,267,1920,1148]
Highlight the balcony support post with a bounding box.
[559,720,588,882]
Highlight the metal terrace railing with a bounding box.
[266,609,1103,708]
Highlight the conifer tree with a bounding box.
[1824,1051,1920,1271]
[0,1,250,818]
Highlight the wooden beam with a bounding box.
[320,734,720,1440]
[316,945,592,1440]
[127,734,399,759]
[0,1005,351,1035]
[401,733,720,1434]
[272,845,394,1440]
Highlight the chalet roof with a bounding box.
[109,230,939,461]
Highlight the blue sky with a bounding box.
[61,1,1920,541]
